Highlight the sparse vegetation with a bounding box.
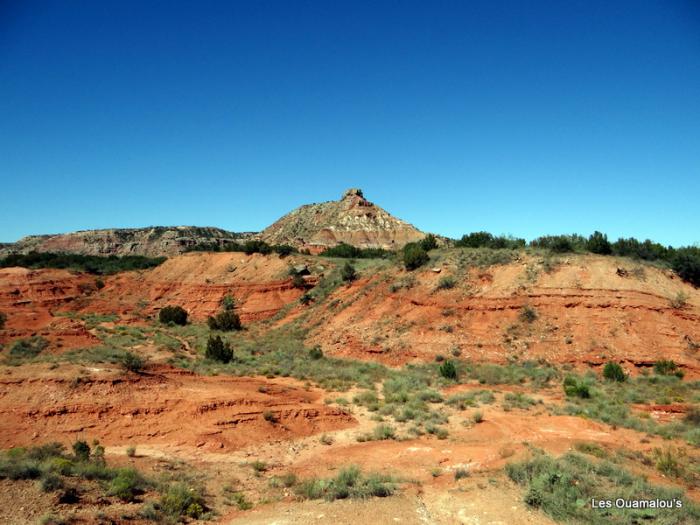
[519,305,538,323]
[294,465,399,501]
[670,291,689,309]
[0,252,166,274]
[8,336,49,359]
[507,450,700,523]
[435,275,456,290]
[654,359,684,378]
[120,351,146,373]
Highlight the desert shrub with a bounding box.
[506,451,700,522]
[670,291,689,309]
[243,240,272,255]
[295,466,397,501]
[72,441,91,461]
[108,468,147,502]
[586,231,612,254]
[472,411,484,423]
[420,234,438,251]
[250,460,267,473]
[263,410,278,423]
[309,346,323,359]
[603,362,626,382]
[40,473,64,492]
[439,360,458,380]
[120,351,145,373]
[652,447,684,478]
[503,392,537,410]
[436,276,456,290]
[299,293,312,305]
[126,446,136,458]
[160,482,206,519]
[654,360,684,378]
[94,278,105,290]
[454,468,469,480]
[158,305,188,326]
[563,376,591,398]
[530,234,586,253]
[208,310,241,331]
[274,244,295,257]
[205,335,233,363]
[341,262,357,282]
[519,305,538,323]
[372,424,396,440]
[0,311,5,329]
[9,336,49,358]
[685,407,700,426]
[403,243,429,270]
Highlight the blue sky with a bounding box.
[1,0,699,246]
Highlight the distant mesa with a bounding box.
[1,189,426,257]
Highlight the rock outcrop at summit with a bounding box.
[259,188,425,251]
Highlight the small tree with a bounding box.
[587,231,612,255]
[159,306,188,326]
[439,360,458,380]
[420,233,438,251]
[221,294,236,311]
[341,262,357,282]
[72,440,91,461]
[403,243,429,271]
[205,335,233,363]
[292,273,306,289]
[603,362,626,382]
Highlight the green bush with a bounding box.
[221,294,236,311]
[120,351,145,373]
[319,243,391,259]
[420,234,438,251]
[94,278,105,290]
[309,346,324,360]
[436,276,456,290]
[108,468,147,502]
[341,262,357,282]
[72,440,91,462]
[603,362,626,382]
[160,482,206,519]
[205,335,233,363]
[403,243,429,270]
[654,360,684,378]
[563,376,591,398]
[158,305,188,326]
[439,360,458,380]
[208,310,241,331]
[0,311,6,329]
[9,336,49,358]
[294,466,398,501]
[455,232,525,249]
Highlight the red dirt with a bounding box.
[0,364,355,452]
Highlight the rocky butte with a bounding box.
[259,188,426,252]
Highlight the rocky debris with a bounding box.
[260,188,426,250]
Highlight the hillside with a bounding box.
[2,226,253,257]
[260,188,426,251]
[1,248,700,524]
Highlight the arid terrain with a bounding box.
[1,192,700,524]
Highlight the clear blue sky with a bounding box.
[1,1,699,246]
